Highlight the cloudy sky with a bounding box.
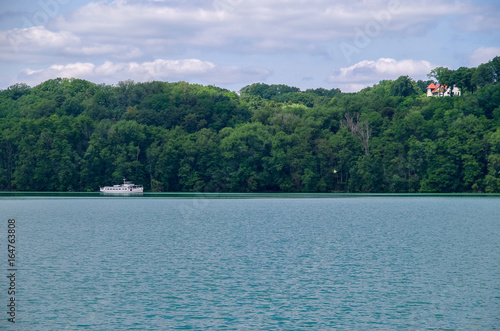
[1,0,499,92]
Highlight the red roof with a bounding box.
[430,84,448,94]
[427,83,437,89]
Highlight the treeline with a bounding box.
[428,56,500,94]
[1,57,500,192]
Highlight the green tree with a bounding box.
[390,76,418,97]
[219,122,272,191]
[453,67,475,95]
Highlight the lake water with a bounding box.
[1,196,499,329]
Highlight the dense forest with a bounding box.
[1,57,499,192]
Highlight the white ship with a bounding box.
[100,178,143,194]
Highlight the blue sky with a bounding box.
[1,0,499,92]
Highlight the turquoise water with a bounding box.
[1,196,499,329]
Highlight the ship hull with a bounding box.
[100,187,143,194]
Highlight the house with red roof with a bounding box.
[426,83,461,97]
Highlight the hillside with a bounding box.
[1,58,499,192]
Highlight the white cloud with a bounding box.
[23,62,95,79]
[469,47,500,66]
[49,0,475,54]
[0,25,144,62]
[0,0,484,65]
[0,0,496,90]
[328,58,434,92]
[455,2,500,32]
[0,26,79,59]
[17,58,270,87]
[56,1,221,39]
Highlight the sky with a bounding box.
[0,0,499,92]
